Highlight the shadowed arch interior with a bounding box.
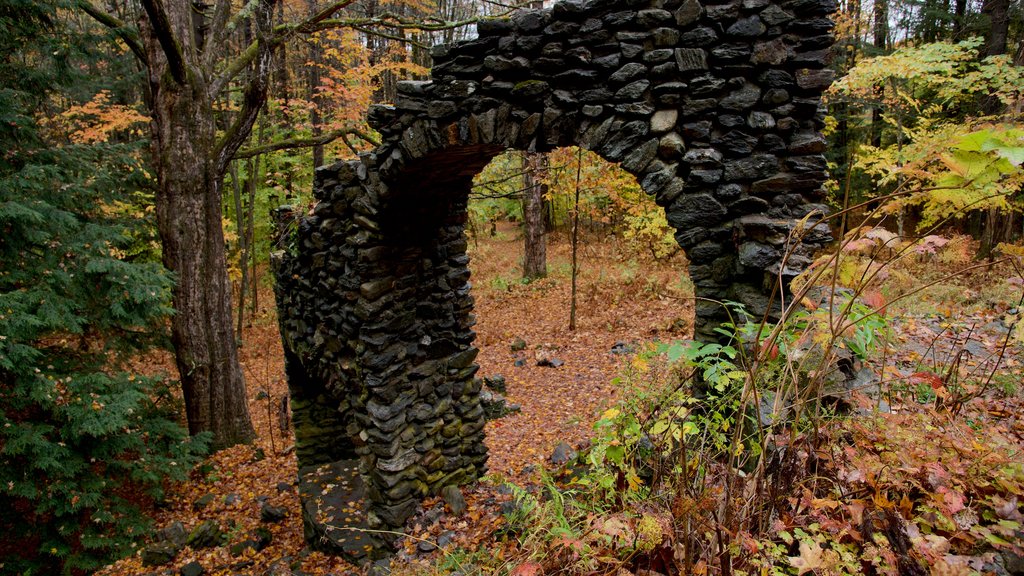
[273,0,837,561]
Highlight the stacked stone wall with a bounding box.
[273,0,837,560]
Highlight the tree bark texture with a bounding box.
[982,0,1010,57]
[522,152,547,280]
[139,0,268,449]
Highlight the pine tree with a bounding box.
[0,1,207,572]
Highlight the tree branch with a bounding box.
[309,13,481,34]
[233,128,380,159]
[139,0,188,85]
[350,25,429,49]
[210,0,359,97]
[75,0,147,65]
[206,0,233,69]
[214,0,275,174]
[210,3,478,98]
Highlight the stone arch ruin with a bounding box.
[273,0,836,561]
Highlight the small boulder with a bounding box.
[157,521,187,547]
[536,350,564,367]
[180,561,205,576]
[141,541,179,567]
[260,502,288,523]
[230,527,273,556]
[192,493,215,511]
[610,341,636,355]
[186,520,224,549]
[417,540,438,553]
[441,485,467,516]
[484,374,507,393]
[437,531,456,547]
[550,442,578,466]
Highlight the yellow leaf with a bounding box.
[789,541,824,575]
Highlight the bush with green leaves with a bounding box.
[0,1,207,573]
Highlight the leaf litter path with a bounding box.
[99,230,693,576]
[100,230,1024,576]
[472,230,694,479]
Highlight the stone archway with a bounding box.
[273,0,836,561]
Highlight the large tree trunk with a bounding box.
[982,0,1010,57]
[140,2,257,450]
[522,152,547,280]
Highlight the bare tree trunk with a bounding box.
[569,148,582,331]
[981,0,1010,114]
[982,0,1010,57]
[870,0,888,148]
[138,0,268,449]
[231,161,248,341]
[522,152,547,280]
[953,0,968,38]
[306,0,324,169]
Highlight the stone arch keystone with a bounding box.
[273,0,837,561]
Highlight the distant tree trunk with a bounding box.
[569,148,582,331]
[952,0,968,38]
[837,0,860,235]
[871,0,888,148]
[921,0,938,42]
[981,0,1009,114]
[307,0,324,169]
[231,161,248,341]
[522,152,547,280]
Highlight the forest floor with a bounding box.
[98,226,1024,576]
[99,223,693,576]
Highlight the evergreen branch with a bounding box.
[233,128,380,159]
[74,0,147,65]
[140,0,188,85]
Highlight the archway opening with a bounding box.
[464,147,694,477]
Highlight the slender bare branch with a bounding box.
[211,7,478,97]
[75,0,147,64]
[350,25,429,48]
[234,127,380,158]
[310,13,481,33]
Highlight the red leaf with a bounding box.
[862,290,887,316]
[910,371,945,391]
[510,562,543,576]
